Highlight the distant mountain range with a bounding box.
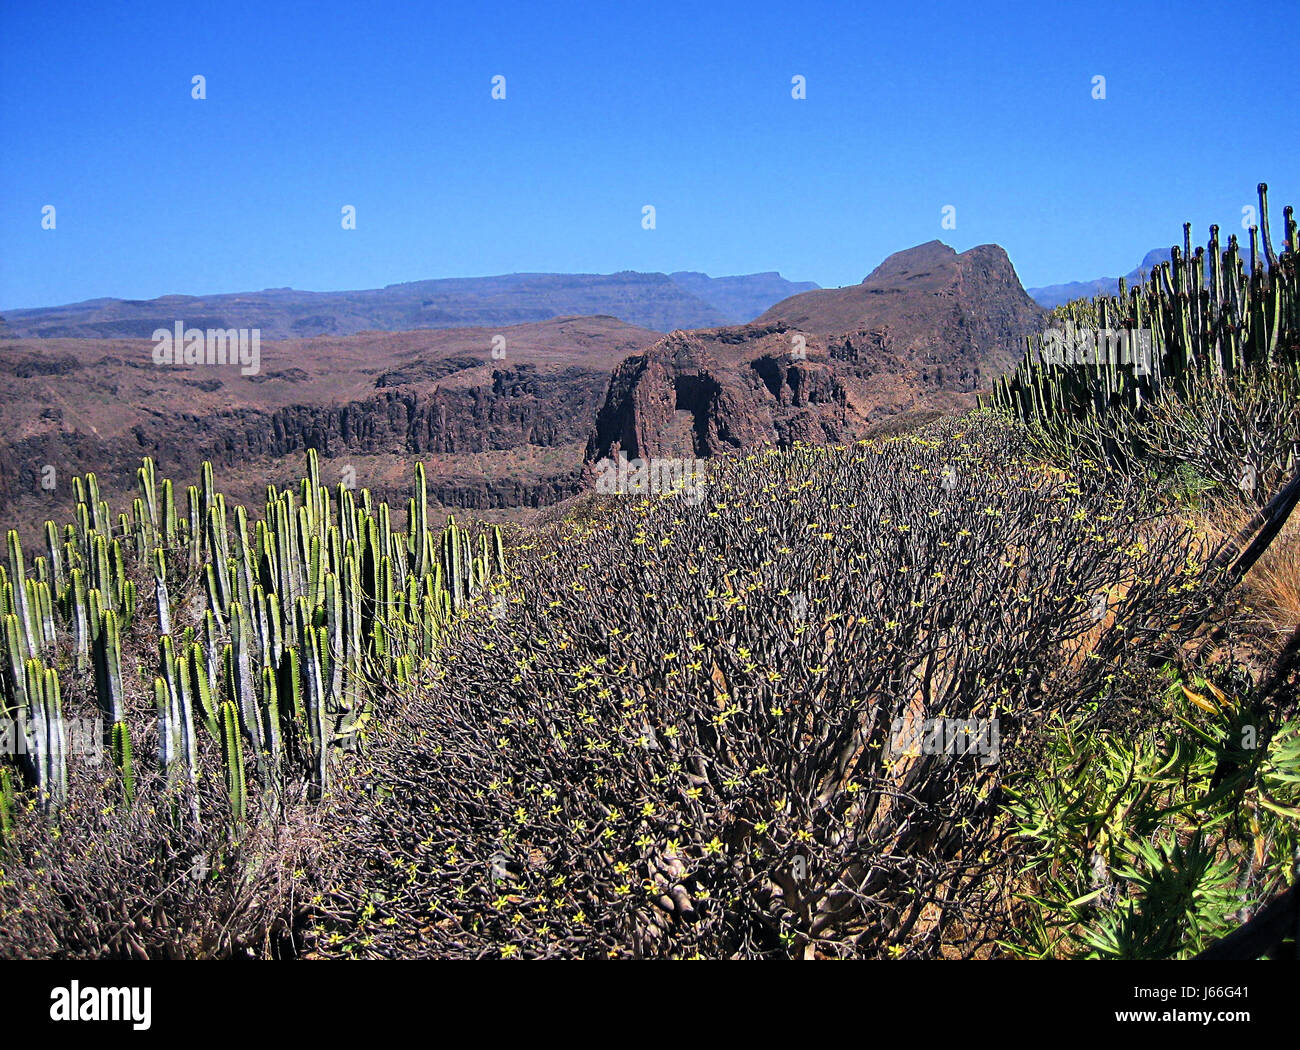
[1,239,1045,536]
[1025,249,1171,309]
[0,271,820,340]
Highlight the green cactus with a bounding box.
[152,546,171,636]
[26,660,66,811]
[6,532,33,661]
[219,701,246,822]
[186,640,219,740]
[260,665,282,772]
[161,477,178,550]
[0,446,513,818]
[985,187,1296,465]
[299,629,326,797]
[492,524,506,576]
[92,609,124,724]
[154,674,176,772]
[0,766,14,844]
[227,601,263,756]
[111,720,134,805]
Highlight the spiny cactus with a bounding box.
[111,720,134,806]
[152,547,171,637]
[218,701,246,822]
[987,184,1297,464]
[91,609,124,724]
[2,452,508,824]
[0,766,14,844]
[20,660,67,813]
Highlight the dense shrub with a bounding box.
[308,414,1231,958]
[1113,362,1300,510]
[0,765,333,958]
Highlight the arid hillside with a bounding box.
[0,316,659,535]
[0,241,1049,538]
[586,241,1047,464]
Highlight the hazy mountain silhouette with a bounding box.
[0,271,820,340]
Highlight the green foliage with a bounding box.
[1005,665,1300,958]
[219,701,246,824]
[0,765,14,845]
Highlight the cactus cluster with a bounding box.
[986,183,1299,461]
[0,450,506,824]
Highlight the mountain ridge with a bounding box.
[585,240,1046,465]
[1026,248,1172,308]
[0,271,821,340]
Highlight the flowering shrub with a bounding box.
[310,414,1229,958]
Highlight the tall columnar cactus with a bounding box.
[187,485,203,571]
[444,516,463,612]
[278,645,303,724]
[302,624,328,797]
[161,477,178,550]
[92,609,125,724]
[152,546,171,637]
[491,524,506,577]
[260,666,283,773]
[155,674,176,772]
[219,701,247,822]
[187,640,219,740]
[44,521,63,595]
[1,448,512,819]
[26,660,66,812]
[34,580,56,653]
[227,601,264,760]
[111,721,134,805]
[412,462,431,578]
[206,504,232,610]
[233,506,256,609]
[986,187,1297,462]
[6,532,33,661]
[0,766,14,844]
[138,457,159,544]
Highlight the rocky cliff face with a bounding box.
[585,323,853,463]
[0,318,660,531]
[759,240,1044,389]
[1,242,1048,533]
[585,242,1046,466]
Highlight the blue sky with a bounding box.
[1,0,1295,310]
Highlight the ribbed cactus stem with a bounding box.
[1258,183,1278,270]
[44,521,63,594]
[6,532,33,660]
[260,665,282,772]
[492,524,506,576]
[0,767,14,844]
[219,701,247,822]
[155,674,176,772]
[111,720,134,806]
[93,609,125,724]
[187,641,219,739]
[413,463,430,578]
[161,477,178,549]
[152,546,171,637]
[228,601,264,758]
[302,624,328,798]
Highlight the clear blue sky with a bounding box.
[1,0,1295,310]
